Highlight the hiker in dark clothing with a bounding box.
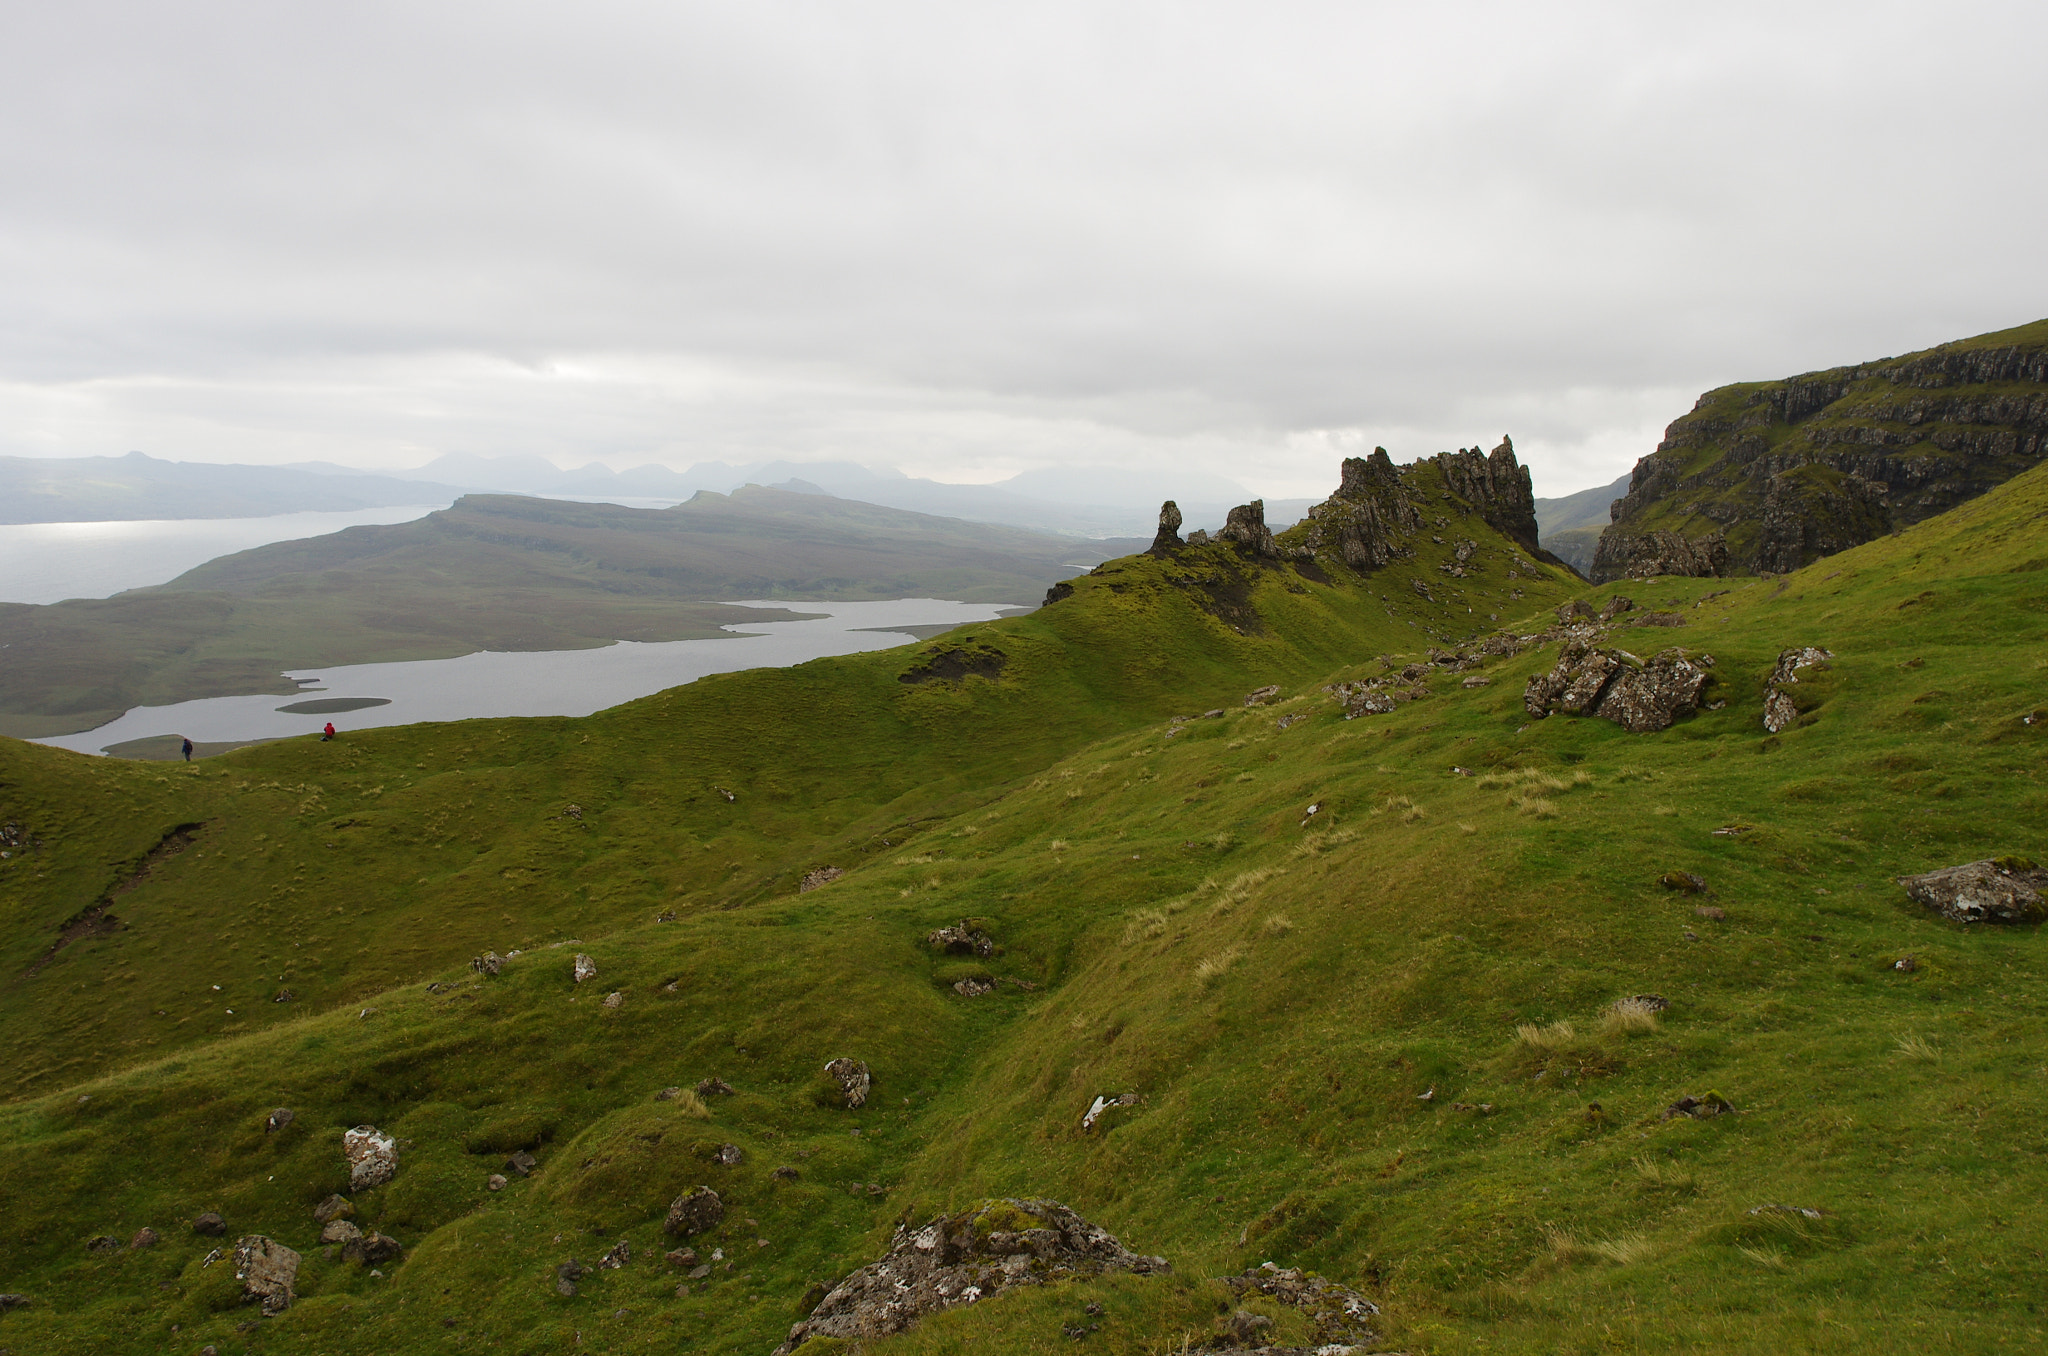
[181,737,194,762]
[322,722,336,742]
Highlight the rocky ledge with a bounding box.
[772,1198,1168,1355]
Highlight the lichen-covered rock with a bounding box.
[343,1125,397,1191]
[1899,858,2048,924]
[772,1199,1170,1356]
[1297,449,1424,570]
[925,921,994,957]
[664,1187,725,1237]
[233,1235,300,1315]
[824,1057,871,1108]
[1762,688,1799,734]
[572,953,598,983]
[1524,643,1714,733]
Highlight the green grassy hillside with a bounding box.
[0,486,1145,739]
[0,459,2043,1354]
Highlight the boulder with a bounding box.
[193,1212,227,1237]
[1216,500,1278,557]
[666,1247,700,1269]
[265,1108,295,1133]
[1899,858,2048,924]
[1762,688,1799,734]
[1555,599,1597,624]
[599,1239,632,1270]
[505,1150,538,1177]
[487,1174,509,1191]
[0,1294,26,1310]
[1598,596,1635,621]
[695,1078,735,1098]
[713,1143,744,1166]
[925,921,994,958]
[572,954,598,984]
[344,1232,403,1266]
[556,1258,584,1297]
[771,1198,1169,1356]
[312,1195,353,1225]
[1659,871,1707,894]
[86,1235,122,1253]
[800,866,844,892]
[320,1220,362,1246]
[233,1235,300,1315]
[952,977,995,997]
[1243,685,1281,706]
[1524,643,1714,733]
[824,1057,871,1109]
[664,1187,725,1238]
[601,991,624,1009]
[129,1227,159,1250]
[344,1125,398,1191]
[1762,645,1834,732]
[471,952,503,976]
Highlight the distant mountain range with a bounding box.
[1533,472,1632,575]
[0,449,1319,539]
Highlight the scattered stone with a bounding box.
[1081,1092,1141,1132]
[233,1235,301,1315]
[824,1058,871,1109]
[772,1198,1169,1356]
[695,1078,735,1098]
[1749,1202,1825,1221]
[487,1173,509,1191]
[556,1258,584,1297]
[1762,646,1833,732]
[599,1240,632,1270]
[952,977,995,997]
[655,1087,681,1101]
[1619,994,1670,1012]
[1662,1092,1736,1120]
[1461,675,1490,688]
[572,954,598,984]
[0,1293,27,1310]
[1633,610,1687,627]
[506,1150,538,1177]
[86,1235,122,1253]
[320,1220,362,1246]
[193,1212,227,1237]
[312,1195,353,1225]
[925,921,995,957]
[667,1247,700,1269]
[344,1125,398,1190]
[688,1263,713,1280]
[1893,955,1918,973]
[1223,1309,1272,1344]
[1762,688,1799,734]
[800,866,844,892]
[773,1165,800,1181]
[1218,1262,1379,1349]
[344,1232,403,1266]
[1524,642,1715,733]
[1555,599,1598,624]
[1659,871,1707,894]
[273,987,296,1003]
[713,1143,744,1166]
[471,952,503,977]
[1899,858,2047,924]
[1694,905,1727,921]
[664,1187,725,1238]
[265,1108,295,1133]
[1243,685,1281,706]
[129,1227,158,1249]
[601,990,624,1009]
[1598,596,1635,622]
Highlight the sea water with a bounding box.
[31,598,1023,756]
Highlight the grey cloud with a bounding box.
[2,1,2044,499]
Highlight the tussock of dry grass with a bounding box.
[1633,1156,1696,1192]
[1123,908,1170,943]
[1478,767,1566,791]
[1547,1227,1658,1266]
[1602,997,1663,1035]
[1895,1033,1938,1061]
[1515,1020,1578,1051]
[675,1088,712,1119]
[1194,947,1242,986]
[1509,793,1559,819]
[1261,913,1294,937]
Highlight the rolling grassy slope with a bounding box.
[0,463,2043,1353]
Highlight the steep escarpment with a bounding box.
[1592,318,2048,581]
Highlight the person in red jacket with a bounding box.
[321,722,336,742]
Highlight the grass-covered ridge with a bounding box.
[0,461,2044,1352]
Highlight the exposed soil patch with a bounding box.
[900,647,1007,685]
[22,822,206,978]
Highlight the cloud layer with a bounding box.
[3,1,2044,497]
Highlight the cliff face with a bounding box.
[1592,318,2048,581]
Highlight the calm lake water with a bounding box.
[32,598,1022,756]
[0,505,454,605]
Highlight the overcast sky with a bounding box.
[2,2,2043,500]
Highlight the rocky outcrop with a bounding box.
[772,1199,1169,1356]
[1591,528,1730,581]
[233,1236,300,1315]
[1215,500,1278,557]
[824,1057,871,1108]
[926,920,995,957]
[1430,437,1543,552]
[1214,1262,1379,1352]
[1762,646,1832,732]
[1149,501,1183,555]
[1899,858,2047,923]
[343,1126,397,1191]
[1296,449,1425,570]
[1524,643,1715,733]
[1593,320,2048,580]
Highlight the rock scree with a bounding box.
[1899,858,2047,924]
[771,1198,1169,1356]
